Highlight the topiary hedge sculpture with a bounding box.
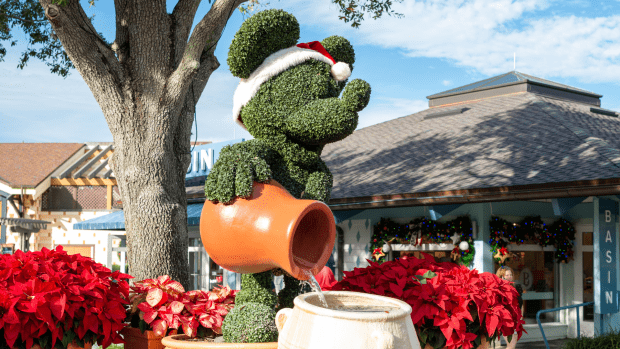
[205,8,371,343]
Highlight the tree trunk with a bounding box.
[40,0,242,290]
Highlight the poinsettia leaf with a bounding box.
[146,288,167,308]
[168,301,185,314]
[152,319,168,337]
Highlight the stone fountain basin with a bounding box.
[276,291,421,349]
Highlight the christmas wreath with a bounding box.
[489,216,575,264]
[370,216,473,264]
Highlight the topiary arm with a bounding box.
[285,79,371,145]
[204,140,274,204]
[303,161,333,203]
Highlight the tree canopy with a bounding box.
[0,0,402,77]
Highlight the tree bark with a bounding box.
[40,0,243,289]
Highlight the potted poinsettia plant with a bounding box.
[0,246,131,349]
[125,275,237,349]
[331,253,525,349]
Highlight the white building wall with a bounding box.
[338,218,373,271]
[4,199,120,267]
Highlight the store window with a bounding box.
[495,250,557,324]
[188,238,204,291]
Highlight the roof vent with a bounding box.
[424,107,469,120]
[590,107,618,117]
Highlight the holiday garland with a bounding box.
[370,216,474,265]
[489,216,575,264]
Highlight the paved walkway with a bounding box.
[492,338,570,349]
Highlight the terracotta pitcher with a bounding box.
[200,179,336,280]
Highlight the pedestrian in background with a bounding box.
[496,266,523,349]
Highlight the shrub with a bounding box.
[221,303,278,343]
[128,276,237,338]
[0,246,131,349]
[562,330,620,349]
[332,253,526,349]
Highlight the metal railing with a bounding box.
[536,301,594,349]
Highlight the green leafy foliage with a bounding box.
[276,273,303,312]
[221,303,278,343]
[563,329,620,349]
[204,140,275,204]
[332,0,404,28]
[234,271,277,308]
[0,0,111,77]
[227,9,300,79]
[321,35,355,69]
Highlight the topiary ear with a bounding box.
[227,9,300,79]
[321,36,355,72]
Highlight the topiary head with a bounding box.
[229,9,363,147]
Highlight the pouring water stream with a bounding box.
[302,270,329,308]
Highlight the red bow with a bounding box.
[499,247,509,255]
[296,41,336,64]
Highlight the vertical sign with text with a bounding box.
[595,198,618,314]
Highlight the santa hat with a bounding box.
[232,41,352,130]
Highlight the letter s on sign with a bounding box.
[606,250,613,263]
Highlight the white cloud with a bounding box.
[194,70,253,143]
[0,53,111,142]
[281,0,620,83]
[442,80,452,86]
[357,97,428,130]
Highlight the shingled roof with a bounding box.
[323,82,620,208]
[0,143,83,188]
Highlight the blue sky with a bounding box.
[1,0,620,143]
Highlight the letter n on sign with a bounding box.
[594,198,618,314]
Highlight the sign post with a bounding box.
[594,198,618,333]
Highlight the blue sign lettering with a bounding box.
[185,139,244,185]
[595,198,618,314]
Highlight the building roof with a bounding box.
[427,71,602,108]
[322,91,620,208]
[0,143,83,188]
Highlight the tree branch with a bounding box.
[165,0,245,110]
[40,0,125,125]
[113,0,129,64]
[171,0,203,69]
[0,11,46,24]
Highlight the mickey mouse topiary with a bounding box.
[205,8,371,343]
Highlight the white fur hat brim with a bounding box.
[232,46,352,130]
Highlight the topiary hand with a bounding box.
[341,78,371,112]
[204,141,273,204]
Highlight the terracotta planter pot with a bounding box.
[200,180,336,280]
[121,326,177,349]
[161,334,278,349]
[421,336,489,349]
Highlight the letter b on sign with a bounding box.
[606,210,612,222]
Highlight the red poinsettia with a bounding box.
[332,253,525,349]
[0,246,131,349]
[128,276,238,338]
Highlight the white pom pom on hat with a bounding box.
[232,41,352,130]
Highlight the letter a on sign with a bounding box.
[606,230,613,243]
